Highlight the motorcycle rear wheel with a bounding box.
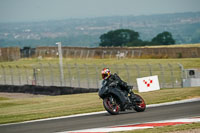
[103,96,120,115]
[134,94,146,112]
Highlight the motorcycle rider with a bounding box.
[101,68,134,110]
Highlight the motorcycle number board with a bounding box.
[137,75,160,92]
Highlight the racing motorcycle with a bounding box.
[98,80,146,115]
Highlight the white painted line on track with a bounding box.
[0,111,106,126]
[146,97,200,108]
[0,97,199,127]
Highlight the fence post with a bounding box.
[16,65,21,85]
[114,64,119,74]
[33,67,37,85]
[8,65,14,85]
[84,64,90,88]
[147,63,152,76]
[63,64,67,86]
[134,64,141,89]
[1,65,6,84]
[94,64,99,88]
[24,65,29,85]
[56,63,63,86]
[125,51,128,58]
[138,50,142,57]
[178,63,184,88]
[56,42,64,86]
[74,50,77,58]
[48,63,54,86]
[39,63,45,86]
[124,64,130,84]
[134,64,140,78]
[131,50,134,58]
[80,50,83,58]
[159,63,165,88]
[67,64,72,87]
[168,63,174,88]
[92,50,95,58]
[109,51,112,59]
[117,51,120,60]
[86,50,90,59]
[75,64,80,87]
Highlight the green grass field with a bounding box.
[0,87,199,124]
[1,58,200,69]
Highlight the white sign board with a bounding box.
[137,75,160,92]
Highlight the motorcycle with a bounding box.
[98,80,146,115]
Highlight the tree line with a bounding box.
[99,29,175,47]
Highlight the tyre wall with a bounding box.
[0,85,98,95]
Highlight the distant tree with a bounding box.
[99,29,140,47]
[151,31,175,45]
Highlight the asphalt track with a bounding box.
[0,100,200,133]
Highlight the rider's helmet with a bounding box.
[101,68,111,79]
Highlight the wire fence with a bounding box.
[0,63,184,89]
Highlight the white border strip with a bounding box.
[65,117,200,133]
[0,97,200,126]
[147,97,200,108]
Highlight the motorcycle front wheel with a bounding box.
[103,96,120,115]
[134,94,146,112]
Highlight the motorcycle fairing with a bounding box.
[108,87,128,107]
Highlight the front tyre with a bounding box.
[103,96,120,115]
[134,94,146,112]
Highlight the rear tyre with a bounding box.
[103,96,120,115]
[134,94,146,112]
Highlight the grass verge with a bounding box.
[0,87,199,124]
[0,58,200,69]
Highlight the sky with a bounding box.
[0,0,200,23]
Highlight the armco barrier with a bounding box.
[0,85,98,95]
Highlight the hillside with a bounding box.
[0,12,200,47]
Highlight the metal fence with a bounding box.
[0,63,184,89]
